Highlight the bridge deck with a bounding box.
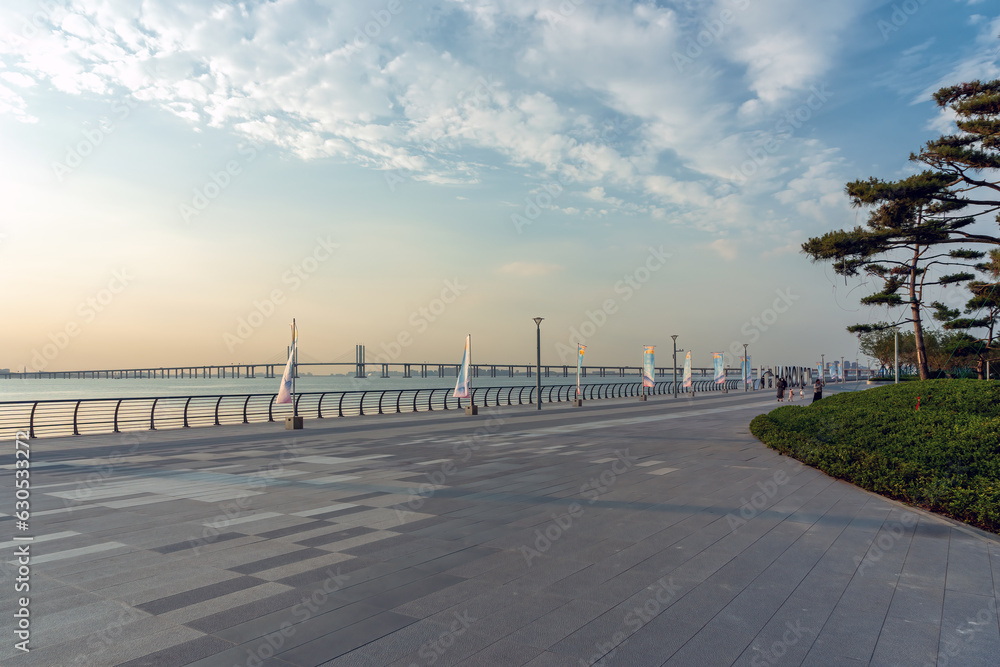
[1,388,996,666]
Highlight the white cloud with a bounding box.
[709,238,738,261]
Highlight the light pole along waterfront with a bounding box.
[671,334,678,399]
[743,343,749,392]
[533,317,543,410]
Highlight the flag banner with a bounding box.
[642,346,655,388]
[453,335,471,398]
[276,323,298,404]
[682,350,692,388]
[834,361,841,381]
[577,344,586,396]
[742,356,752,385]
[817,363,823,381]
[826,362,833,382]
[713,352,724,384]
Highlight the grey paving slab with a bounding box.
[2,389,998,667]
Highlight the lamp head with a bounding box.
[533,317,544,326]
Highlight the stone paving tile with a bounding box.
[4,390,999,667]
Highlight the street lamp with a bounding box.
[671,335,678,398]
[894,327,899,384]
[533,317,544,410]
[743,343,749,392]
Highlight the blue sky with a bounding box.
[1,0,998,372]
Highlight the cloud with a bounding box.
[709,238,738,261]
[0,0,898,238]
[498,261,562,277]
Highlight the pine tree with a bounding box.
[931,249,1000,378]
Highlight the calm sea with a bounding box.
[0,372,692,403]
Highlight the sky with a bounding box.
[1,0,998,373]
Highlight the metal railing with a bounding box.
[0,379,740,440]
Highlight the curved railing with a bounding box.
[0,379,741,439]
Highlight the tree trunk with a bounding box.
[909,247,930,380]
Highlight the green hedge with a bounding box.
[749,380,1000,533]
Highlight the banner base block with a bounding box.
[464,405,479,416]
[638,394,648,401]
[285,416,304,430]
[572,399,583,407]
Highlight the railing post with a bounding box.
[150,398,159,430]
[338,392,346,418]
[413,389,419,412]
[318,393,325,419]
[73,400,81,436]
[243,395,251,423]
[378,390,385,415]
[360,391,367,416]
[396,391,402,413]
[214,396,223,426]
[183,397,192,427]
[113,399,121,433]
[268,395,276,422]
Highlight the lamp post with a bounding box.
[743,343,749,392]
[894,327,899,384]
[533,317,543,410]
[671,335,678,398]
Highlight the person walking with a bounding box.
[813,377,824,403]
[777,376,786,402]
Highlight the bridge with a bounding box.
[0,343,871,381]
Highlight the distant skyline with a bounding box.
[2,1,998,372]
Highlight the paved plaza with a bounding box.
[1,388,998,666]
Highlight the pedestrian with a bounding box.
[813,378,824,403]
[777,376,786,402]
